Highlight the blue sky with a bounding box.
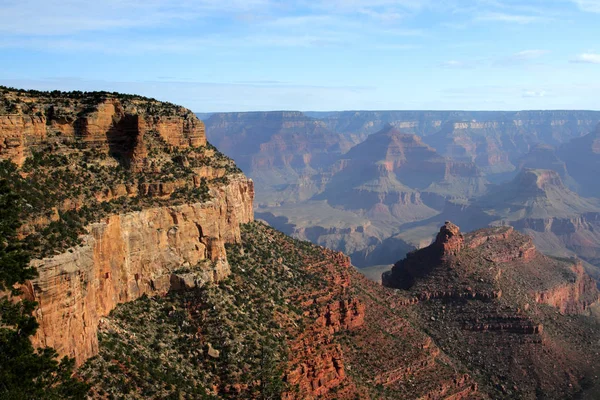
[0,0,599,112]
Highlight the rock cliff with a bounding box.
[23,178,253,364]
[560,123,600,197]
[80,222,480,400]
[0,87,254,365]
[1,89,205,168]
[69,218,600,399]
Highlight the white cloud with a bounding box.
[571,0,600,13]
[441,50,548,70]
[375,43,419,50]
[522,90,546,98]
[493,49,550,66]
[0,0,272,35]
[475,12,543,24]
[512,49,549,59]
[0,32,350,54]
[571,52,600,64]
[440,60,472,68]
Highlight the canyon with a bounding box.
[205,111,600,274]
[3,87,600,399]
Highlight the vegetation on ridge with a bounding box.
[79,222,334,399]
[0,174,90,399]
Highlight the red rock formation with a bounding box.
[19,176,253,365]
[284,330,348,399]
[533,261,599,314]
[436,221,464,256]
[0,90,253,366]
[0,95,206,168]
[384,222,600,398]
[283,251,365,399]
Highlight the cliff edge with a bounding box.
[0,87,254,364]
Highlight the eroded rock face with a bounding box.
[0,89,254,367]
[0,114,47,165]
[0,96,206,168]
[533,261,598,314]
[21,176,253,364]
[435,221,464,256]
[383,222,600,398]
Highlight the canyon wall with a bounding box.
[22,177,253,364]
[0,90,255,366]
[0,98,206,165]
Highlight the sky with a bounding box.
[0,0,599,112]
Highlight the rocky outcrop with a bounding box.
[0,114,46,165]
[435,221,464,256]
[382,222,465,289]
[384,222,600,398]
[284,330,349,399]
[20,176,253,364]
[0,89,255,367]
[533,261,598,314]
[384,223,598,314]
[0,94,205,168]
[283,252,365,399]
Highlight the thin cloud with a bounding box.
[571,52,600,64]
[571,0,600,13]
[0,33,349,54]
[0,0,273,35]
[522,90,547,98]
[440,50,549,70]
[475,12,544,24]
[494,49,550,66]
[512,49,549,59]
[440,60,476,69]
[375,44,419,50]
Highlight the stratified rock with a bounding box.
[0,94,205,168]
[0,88,253,366]
[383,222,600,399]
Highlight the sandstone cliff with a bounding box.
[23,177,253,364]
[1,89,205,168]
[0,87,254,365]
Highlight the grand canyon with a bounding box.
[5,0,600,397]
[1,86,600,399]
[204,111,600,281]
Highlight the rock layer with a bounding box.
[1,95,205,167]
[383,222,600,398]
[22,176,253,365]
[0,89,253,366]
